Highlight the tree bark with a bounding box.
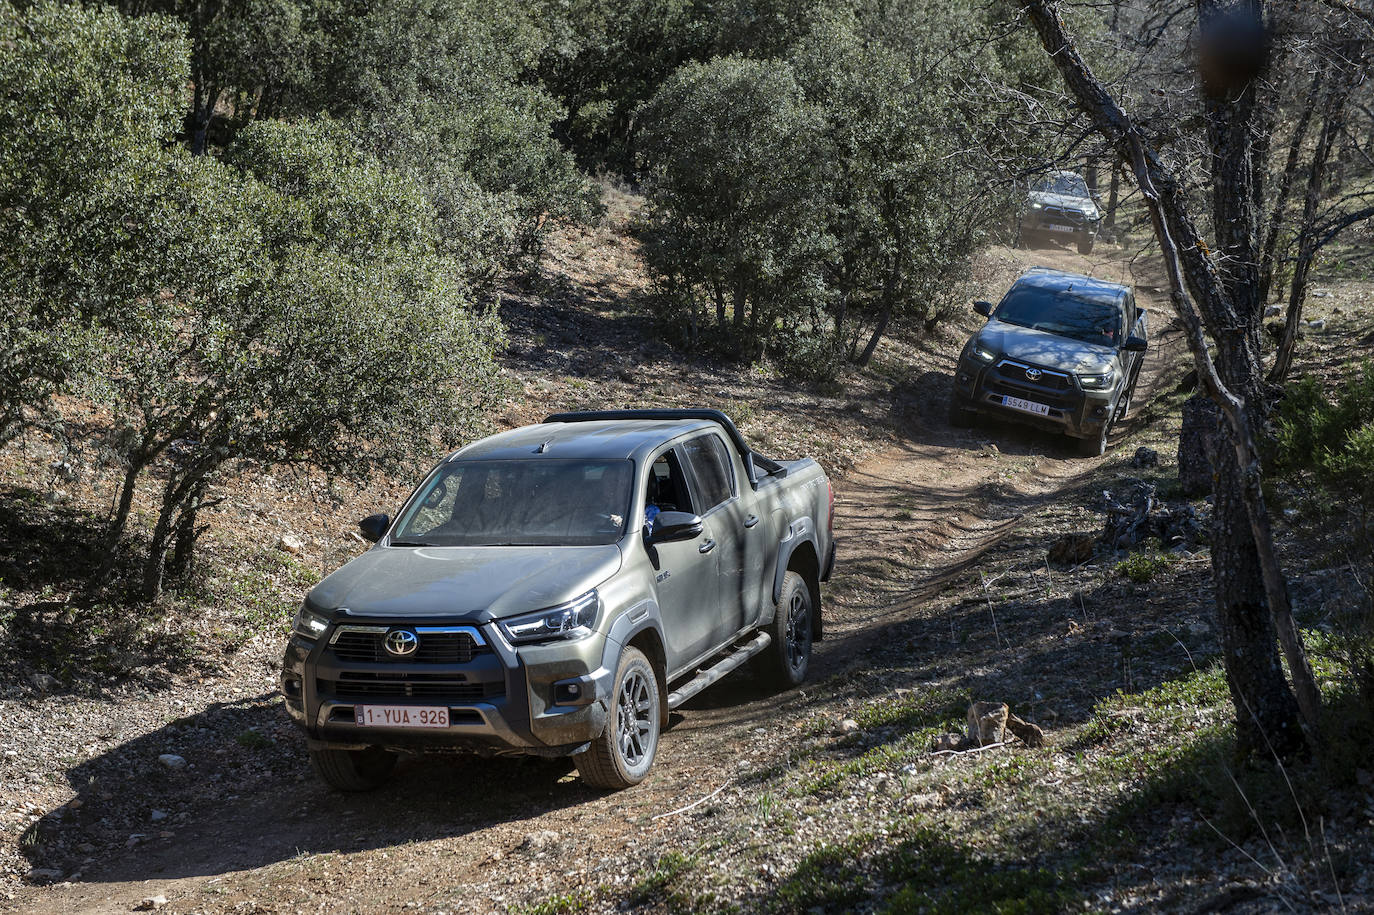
[1268,78,1349,383]
[1022,0,1319,755]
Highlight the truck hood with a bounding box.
[1028,191,1098,219]
[306,544,623,621]
[976,320,1117,374]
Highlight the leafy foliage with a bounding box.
[635,11,1009,369]
[1273,363,1374,547]
[3,2,505,599]
[0,1,186,444]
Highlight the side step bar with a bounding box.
[666,632,772,710]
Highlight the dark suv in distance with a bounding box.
[1018,171,1102,254]
[949,267,1147,456]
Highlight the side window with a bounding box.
[647,451,694,515]
[682,434,735,512]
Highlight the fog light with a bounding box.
[554,678,593,706]
[957,372,970,384]
[283,677,302,697]
[1093,405,1108,418]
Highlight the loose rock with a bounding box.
[157,754,187,770]
[134,895,168,911]
[278,534,305,554]
[29,672,60,694]
[1130,446,1159,468]
[519,830,560,853]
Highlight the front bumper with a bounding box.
[953,355,1114,440]
[1023,206,1099,237]
[281,619,613,755]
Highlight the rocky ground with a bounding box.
[2,202,1372,914]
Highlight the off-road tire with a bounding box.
[1077,231,1095,255]
[948,395,977,428]
[1076,420,1110,457]
[574,647,659,790]
[762,571,814,688]
[309,746,397,792]
[1115,365,1143,422]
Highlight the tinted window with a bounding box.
[394,459,632,546]
[1032,173,1089,197]
[682,434,735,511]
[994,284,1123,346]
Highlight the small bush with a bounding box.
[769,327,844,382]
[1273,363,1374,522]
[1115,551,1175,583]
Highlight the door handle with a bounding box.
[699,539,716,553]
[743,515,759,528]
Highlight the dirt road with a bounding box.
[7,242,1187,914]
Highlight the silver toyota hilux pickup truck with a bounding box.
[281,410,835,791]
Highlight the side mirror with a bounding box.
[1122,336,1147,353]
[973,300,993,318]
[646,511,704,544]
[359,513,390,543]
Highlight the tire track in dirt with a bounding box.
[11,243,1189,914]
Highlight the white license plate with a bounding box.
[1002,395,1051,416]
[354,705,449,728]
[1044,223,1075,233]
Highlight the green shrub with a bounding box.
[1115,551,1175,583]
[1273,362,1374,547]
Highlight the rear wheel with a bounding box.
[574,647,660,790]
[762,571,813,688]
[309,746,397,792]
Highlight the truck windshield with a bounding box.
[1032,174,1089,197]
[995,285,1122,346]
[393,459,634,547]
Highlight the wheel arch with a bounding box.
[781,540,822,642]
[626,627,669,722]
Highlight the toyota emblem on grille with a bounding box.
[1024,367,1043,381]
[384,629,419,657]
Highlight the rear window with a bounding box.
[994,283,1123,346]
[682,434,735,512]
[393,459,633,546]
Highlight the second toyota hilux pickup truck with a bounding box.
[281,410,835,791]
[949,267,1148,456]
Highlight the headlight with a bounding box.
[499,591,600,645]
[971,344,997,363]
[1078,371,1116,390]
[1030,202,1043,210]
[292,603,330,640]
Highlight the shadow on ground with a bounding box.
[20,692,606,885]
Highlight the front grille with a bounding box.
[320,673,505,700]
[993,359,1074,392]
[1040,206,1087,225]
[331,629,486,664]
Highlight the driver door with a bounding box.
[644,446,720,672]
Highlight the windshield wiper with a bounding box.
[388,539,434,547]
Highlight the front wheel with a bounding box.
[574,647,660,790]
[309,746,397,792]
[761,571,814,688]
[1077,230,1095,255]
[948,395,976,428]
[1076,420,1109,457]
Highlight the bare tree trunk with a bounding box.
[1105,162,1120,235]
[1022,0,1320,755]
[1269,80,1349,384]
